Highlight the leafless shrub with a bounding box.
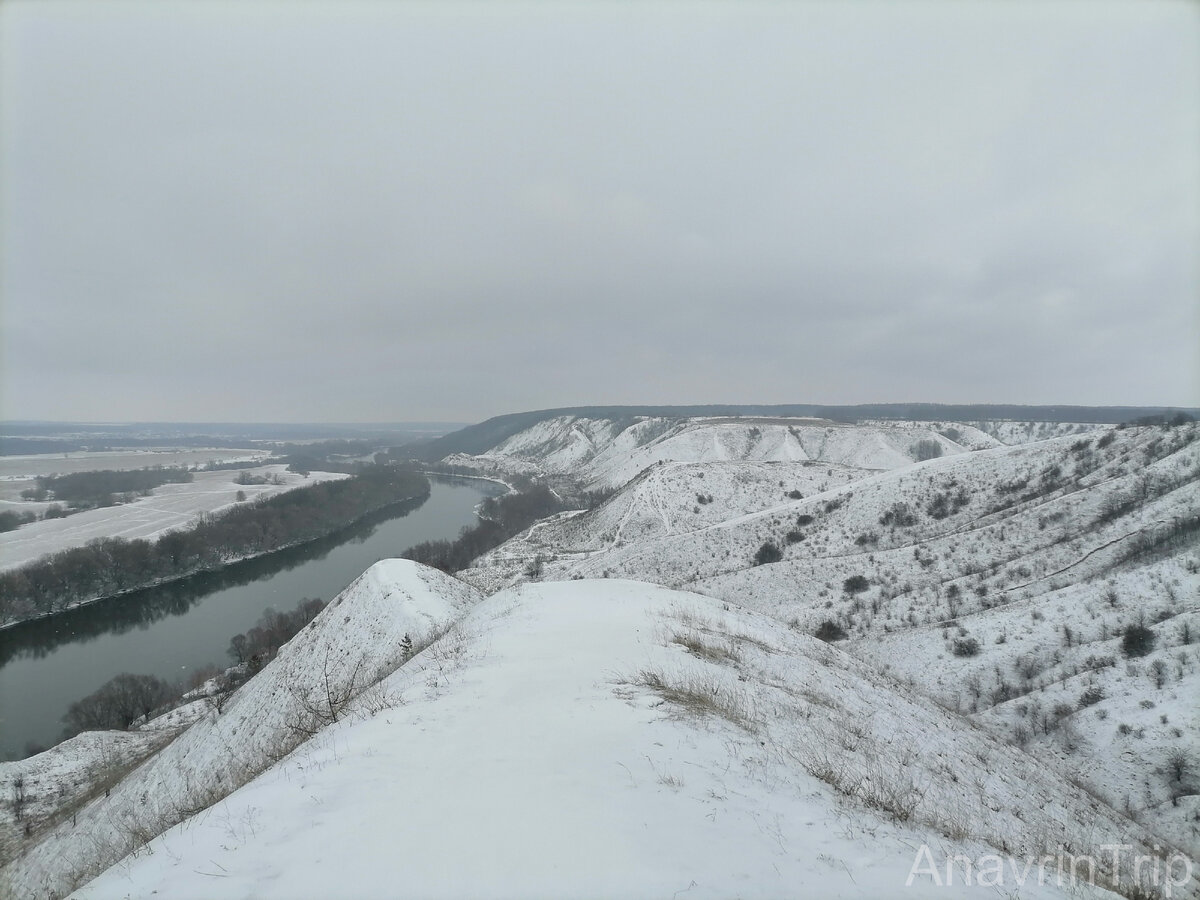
[285,654,367,738]
[10,776,26,823]
[1149,659,1169,689]
[787,735,925,824]
[354,681,404,719]
[1165,747,1193,805]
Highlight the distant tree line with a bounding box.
[0,465,428,626]
[270,438,396,476]
[228,598,327,671]
[20,467,194,509]
[2,503,81,530]
[61,673,175,739]
[402,485,573,573]
[418,459,502,477]
[196,458,270,472]
[44,596,328,754]
[911,439,944,462]
[0,436,230,456]
[0,510,38,532]
[1118,412,1195,428]
[234,470,280,486]
[270,438,381,459]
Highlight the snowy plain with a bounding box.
[0,465,348,572]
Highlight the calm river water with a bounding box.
[0,477,504,759]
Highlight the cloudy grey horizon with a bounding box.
[3,1,1197,424]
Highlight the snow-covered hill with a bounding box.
[32,574,1195,899]
[445,415,972,489]
[8,420,1199,899]
[857,419,1103,449]
[1,560,481,900]
[464,425,1199,599]
[458,422,1200,858]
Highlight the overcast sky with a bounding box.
[2,1,1197,424]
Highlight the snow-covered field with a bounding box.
[0,447,266,483]
[4,564,1188,899]
[0,465,347,572]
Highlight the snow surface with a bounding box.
[855,420,1104,450]
[1,560,481,899]
[9,420,1199,900]
[457,423,1200,862]
[0,729,173,868]
[0,465,348,572]
[0,448,267,482]
[61,577,1176,899]
[446,415,971,489]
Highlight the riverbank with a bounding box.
[0,490,429,632]
[0,477,504,759]
[0,465,343,572]
[0,467,430,630]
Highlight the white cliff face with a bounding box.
[452,414,974,488]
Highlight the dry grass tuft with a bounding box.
[669,629,742,665]
[628,667,751,729]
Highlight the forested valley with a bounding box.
[402,483,610,573]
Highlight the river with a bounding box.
[0,476,504,759]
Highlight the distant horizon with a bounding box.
[4,400,1199,432]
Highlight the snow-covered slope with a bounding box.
[468,459,866,588]
[60,578,1188,899]
[458,423,1200,857]
[474,425,1199,613]
[976,420,1106,445]
[446,415,971,489]
[856,420,1104,449]
[1,560,481,900]
[0,729,174,868]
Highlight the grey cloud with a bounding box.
[2,1,1196,423]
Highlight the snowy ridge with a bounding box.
[1,560,482,900]
[469,426,1199,613]
[855,420,1105,450]
[977,421,1107,446]
[458,423,1200,859]
[463,458,867,592]
[63,580,1184,898]
[448,415,971,489]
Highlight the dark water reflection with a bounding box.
[0,477,502,758]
